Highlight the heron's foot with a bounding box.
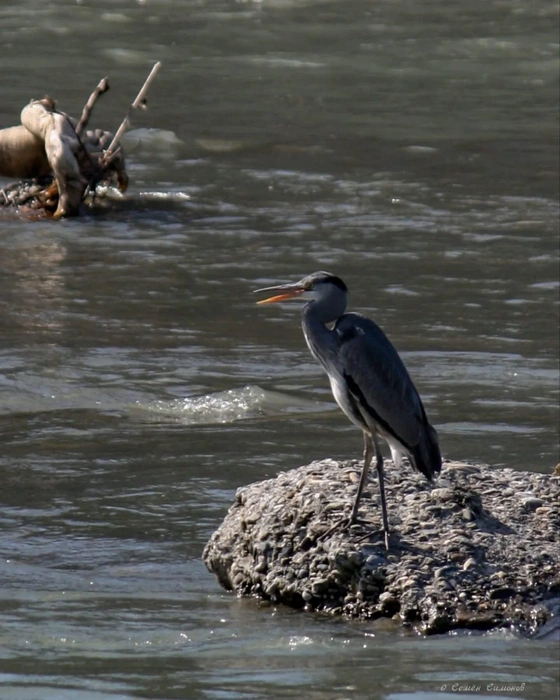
[355,527,391,551]
[317,516,355,541]
[319,517,390,548]
[318,516,390,551]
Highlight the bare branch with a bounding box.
[76,77,110,136]
[102,61,162,164]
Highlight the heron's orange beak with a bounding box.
[256,289,304,304]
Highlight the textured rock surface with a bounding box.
[203,459,559,635]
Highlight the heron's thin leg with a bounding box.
[350,431,374,524]
[373,438,390,551]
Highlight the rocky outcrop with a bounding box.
[203,459,559,635]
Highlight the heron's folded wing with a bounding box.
[336,315,427,451]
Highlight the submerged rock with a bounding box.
[203,459,559,636]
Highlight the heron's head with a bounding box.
[254,271,348,316]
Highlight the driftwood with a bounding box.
[76,77,109,136]
[102,61,161,168]
[0,64,161,218]
[0,125,51,179]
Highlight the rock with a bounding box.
[521,496,545,511]
[203,458,560,636]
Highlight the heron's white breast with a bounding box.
[328,371,365,431]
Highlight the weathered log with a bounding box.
[0,64,160,218]
[0,124,51,179]
[20,98,86,218]
[0,98,126,218]
[203,459,560,636]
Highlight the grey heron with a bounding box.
[255,271,441,550]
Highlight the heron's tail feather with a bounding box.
[410,423,442,481]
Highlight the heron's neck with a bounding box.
[301,301,340,367]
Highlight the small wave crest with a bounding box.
[136,385,320,426]
[145,386,266,425]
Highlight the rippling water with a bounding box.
[1,0,559,698]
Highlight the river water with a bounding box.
[0,0,559,698]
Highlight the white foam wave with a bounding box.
[137,385,319,426]
[149,385,266,425]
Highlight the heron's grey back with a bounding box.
[335,313,441,479]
